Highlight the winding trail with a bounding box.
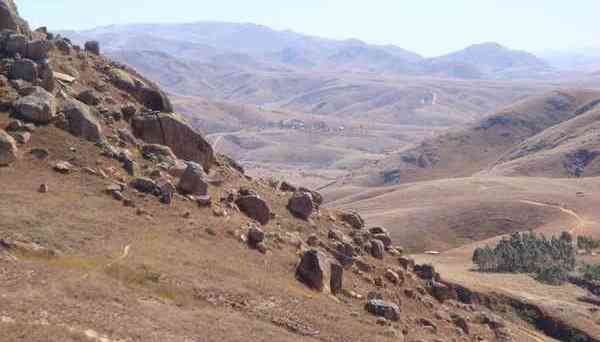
[519,200,586,234]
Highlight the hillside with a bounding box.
[351,89,600,187]
[0,2,569,341]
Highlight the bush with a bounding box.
[535,264,569,285]
[581,263,600,282]
[472,231,576,285]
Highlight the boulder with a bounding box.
[299,187,323,208]
[414,264,439,281]
[365,300,401,321]
[4,32,26,55]
[398,256,415,271]
[76,89,101,106]
[14,86,55,124]
[37,61,55,92]
[9,131,30,144]
[247,226,265,246]
[177,162,208,196]
[236,195,271,225]
[25,39,52,60]
[430,281,454,302]
[287,191,314,219]
[296,249,342,293]
[60,97,103,142]
[0,0,30,35]
[84,40,100,55]
[131,177,160,195]
[370,239,385,259]
[372,233,392,249]
[9,59,37,82]
[53,160,73,173]
[0,129,17,166]
[341,210,365,229]
[109,68,172,112]
[132,112,215,170]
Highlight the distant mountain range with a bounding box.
[62,21,558,80]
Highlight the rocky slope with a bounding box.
[0,2,556,341]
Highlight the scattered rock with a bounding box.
[9,131,30,144]
[306,234,319,247]
[38,183,48,193]
[236,195,271,225]
[414,264,438,280]
[398,256,415,270]
[0,129,17,166]
[370,239,385,259]
[29,147,48,160]
[341,210,365,229]
[53,161,73,174]
[430,281,454,302]
[247,226,265,246]
[451,313,469,335]
[142,143,177,161]
[130,177,160,195]
[385,269,401,285]
[287,191,314,220]
[365,299,401,321]
[14,86,56,124]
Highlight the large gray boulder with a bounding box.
[4,32,26,55]
[84,40,100,55]
[132,112,215,170]
[177,162,208,196]
[0,129,17,166]
[61,97,103,142]
[14,86,55,124]
[9,59,37,82]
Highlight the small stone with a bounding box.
[53,161,73,174]
[365,299,401,321]
[248,226,265,245]
[38,183,48,193]
[306,234,319,247]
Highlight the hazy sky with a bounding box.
[19,0,600,57]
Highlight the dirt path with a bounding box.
[519,200,586,234]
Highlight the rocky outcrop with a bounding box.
[0,0,30,35]
[14,86,55,124]
[287,191,314,219]
[60,97,103,142]
[0,129,17,166]
[132,112,215,170]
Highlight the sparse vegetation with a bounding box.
[576,235,600,254]
[472,231,576,285]
[581,263,600,282]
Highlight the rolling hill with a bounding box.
[350,89,600,187]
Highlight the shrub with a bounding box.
[581,263,600,282]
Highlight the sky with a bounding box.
[19,0,600,57]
